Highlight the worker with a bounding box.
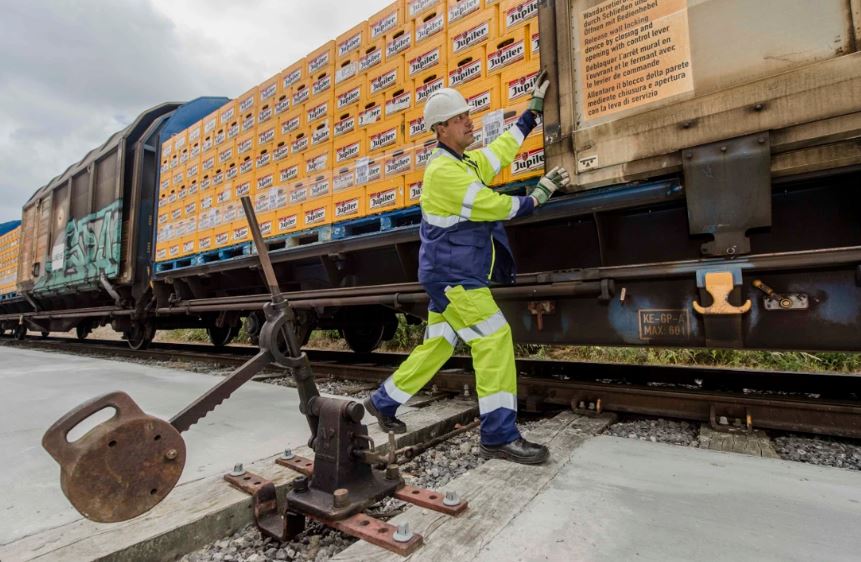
[364,70,570,465]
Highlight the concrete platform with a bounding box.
[337,413,861,562]
[0,347,477,561]
[0,347,319,545]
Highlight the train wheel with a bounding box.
[76,324,92,340]
[126,323,154,351]
[245,312,263,347]
[208,325,237,348]
[340,324,386,353]
[13,325,26,340]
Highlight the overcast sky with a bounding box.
[0,0,393,222]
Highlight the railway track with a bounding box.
[4,335,861,439]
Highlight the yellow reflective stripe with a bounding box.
[456,310,507,342]
[478,391,518,414]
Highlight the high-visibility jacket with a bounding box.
[418,111,539,312]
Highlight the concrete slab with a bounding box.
[0,347,320,545]
[337,419,861,562]
[476,437,861,562]
[0,347,478,561]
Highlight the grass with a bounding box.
[163,317,861,374]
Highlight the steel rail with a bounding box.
[5,337,861,439]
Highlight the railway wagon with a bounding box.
[150,0,861,353]
[0,98,228,346]
[3,0,861,353]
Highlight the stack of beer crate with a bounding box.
[155,0,542,264]
[0,225,21,297]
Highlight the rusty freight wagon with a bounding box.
[0,98,228,346]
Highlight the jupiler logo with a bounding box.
[410,117,426,137]
[259,128,275,144]
[260,222,272,236]
[281,166,298,182]
[275,98,290,114]
[416,16,443,41]
[292,137,308,152]
[274,145,290,161]
[282,117,299,134]
[283,69,301,88]
[336,199,359,217]
[290,187,307,204]
[371,13,397,38]
[236,182,251,197]
[261,83,277,100]
[371,129,397,151]
[512,148,544,174]
[360,50,382,72]
[257,174,273,190]
[183,241,194,252]
[216,233,228,245]
[311,179,330,197]
[335,117,355,136]
[220,147,233,162]
[293,88,309,105]
[416,78,443,102]
[370,189,397,209]
[256,152,270,168]
[488,41,525,72]
[238,139,252,153]
[307,155,327,173]
[221,107,234,123]
[305,207,326,224]
[409,182,422,201]
[508,71,539,100]
[337,142,359,162]
[360,106,382,127]
[228,123,239,138]
[371,69,397,94]
[309,52,329,72]
[312,125,330,145]
[453,22,488,52]
[449,60,481,87]
[240,160,253,174]
[258,107,273,122]
[410,48,440,76]
[205,118,216,133]
[227,166,238,179]
[532,33,539,53]
[279,215,297,230]
[199,237,211,250]
[409,0,437,18]
[505,0,538,30]
[448,0,479,23]
[386,154,411,175]
[386,92,411,116]
[312,75,331,95]
[338,87,361,109]
[240,96,254,112]
[334,171,354,190]
[387,33,411,58]
[242,115,254,131]
[308,102,328,121]
[233,227,248,241]
[339,33,361,57]
[468,90,491,113]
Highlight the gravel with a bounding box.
[773,434,861,471]
[605,417,700,447]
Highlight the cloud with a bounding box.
[0,0,392,221]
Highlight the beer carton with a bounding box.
[307,41,336,75]
[448,45,487,88]
[333,186,366,223]
[447,0,484,27]
[414,6,446,45]
[406,34,446,80]
[499,0,538,35]
[366,116,404,155]
[336,21,367,63]
[447,8,497,60]
[413,67,446,105]
[486,27,528,77]
[301,197,333,228]
[366,176,405,214]
[369,1,403,42]
[384,85,413,119]
[368,56,405,97]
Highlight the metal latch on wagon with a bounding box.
[693,269,751,316]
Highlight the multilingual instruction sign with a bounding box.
[578,0,693,120]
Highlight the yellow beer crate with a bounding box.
[333,186,367,223]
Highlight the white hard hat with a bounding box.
[424,88,470,131]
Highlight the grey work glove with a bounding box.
[527,69,550,115]
[530,166,570,206]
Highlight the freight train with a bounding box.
[1,0,860,353]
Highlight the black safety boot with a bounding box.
[480,438,549,465]
[362,397,407,434]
